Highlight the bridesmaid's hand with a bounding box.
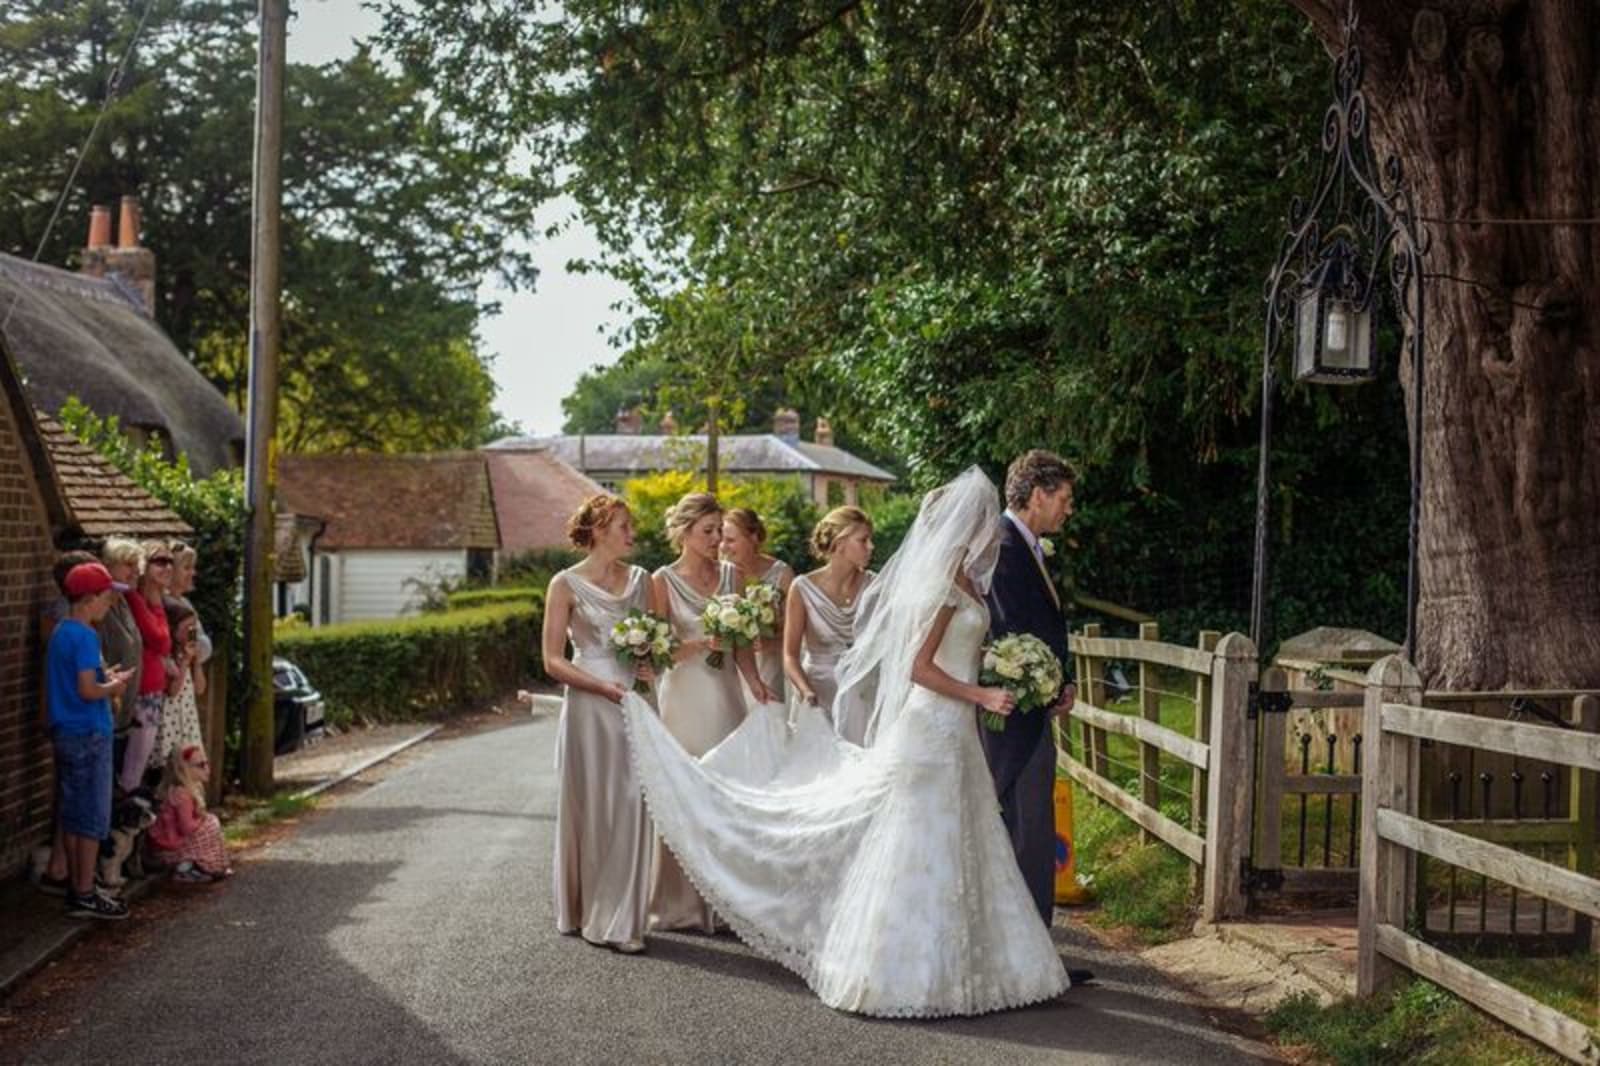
[599,681,628,705]
[704,635,724,654]
[977,687,1016,715]
[800,688,819,706]
[634,662,656,685]
[749,679,777,705]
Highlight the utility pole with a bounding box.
[242,0,287,794]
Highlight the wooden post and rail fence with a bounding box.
[1061,627,1600,1064]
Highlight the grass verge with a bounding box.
[220,791,319,846]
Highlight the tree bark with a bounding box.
[1291,0,1600,689]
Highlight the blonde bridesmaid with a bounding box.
[650,493,772,932]
[784,507,875,728]
[721,507,794,705]
[543,495,654,954]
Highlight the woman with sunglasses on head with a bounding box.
[119,541,176,793]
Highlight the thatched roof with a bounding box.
[486,433,896,483]
[484,447,603,554]
[277,452,500,551]
[0,252,243,476]
[0,331,70,536]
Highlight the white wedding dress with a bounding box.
[621,579,1069,1017]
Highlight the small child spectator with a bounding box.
[148,745,231,882]
[47,562,137,919]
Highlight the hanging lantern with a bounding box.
[1293,237,1377,385]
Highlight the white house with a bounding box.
[275,452,501,625]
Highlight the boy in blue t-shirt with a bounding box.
[48,562,136,920]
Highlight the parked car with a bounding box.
[273,657,326,755]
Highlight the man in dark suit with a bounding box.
[984,449,1077,926]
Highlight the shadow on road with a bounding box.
[16,859,477,1066]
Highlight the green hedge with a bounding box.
[275,603,543,725]
[445,586,545,611]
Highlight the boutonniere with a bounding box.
[1039,537,1056,559]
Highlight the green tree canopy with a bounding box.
[384,0,1411,641]
[1,0,542,452]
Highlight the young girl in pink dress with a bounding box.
[148,745,232,882]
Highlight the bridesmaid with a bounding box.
[543,494,654,954]
[783,507,875,727]
[721,507,794,705]
[650,492,772,932]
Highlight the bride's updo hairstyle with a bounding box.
[810,506,872,561]
[665,492,722,549]
[567,494,630,550]
[723,507,767,546]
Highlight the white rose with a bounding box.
[996,659,1024,680]
[759,607,775,625]
[627,629,648,646]
[718,607,742,628]
[652,638,670,655]
[983,651,998,671]
[1040,538,1056,558]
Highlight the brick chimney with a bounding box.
[81,195,157,316]
[773,407,801,444]
[614,405,644,435]
[659,409,679,435]
[814,416,834,447]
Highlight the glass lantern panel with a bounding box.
[1294,290,1320,379]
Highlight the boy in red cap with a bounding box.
[47,562,137,919]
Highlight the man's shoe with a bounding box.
[1068,968,1097,986]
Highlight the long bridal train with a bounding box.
[619,581,1069,1017]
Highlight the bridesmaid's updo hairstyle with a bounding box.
[723,507,767,546]
[664,492,722,549]
[809,506,872,560]
[567,494,630,550]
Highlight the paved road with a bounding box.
[19,714,1275,1065]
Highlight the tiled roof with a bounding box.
[277,452,500,551]
[34,412,192,539]
[0,252,244,476]
[485,433,896,483]
[484,448,604,554]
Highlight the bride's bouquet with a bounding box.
[700,592,764,669]
[978,634,1064,732]
[611,609,678,694]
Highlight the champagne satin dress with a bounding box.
[552,566,653,946]
[649,561,748,931]
[750,558,794,705]
[792,571,875,731]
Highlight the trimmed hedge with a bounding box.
[445,586,545,611]
[275,603,543,725]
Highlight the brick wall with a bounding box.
[0,396,57,880]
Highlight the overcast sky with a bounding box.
[290,0,632,437]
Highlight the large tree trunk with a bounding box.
[1292,0,1600,689]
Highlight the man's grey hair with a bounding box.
[1004,450,1077,512]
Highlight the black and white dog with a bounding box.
[98,793,157,890]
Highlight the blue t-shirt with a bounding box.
[47,619,112,738]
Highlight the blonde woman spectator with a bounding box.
[98,538,146,734]
[120,540,175,792]
[170,543,212,664]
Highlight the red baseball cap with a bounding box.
[63,562,128,599]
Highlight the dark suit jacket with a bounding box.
[983,515,1072,791]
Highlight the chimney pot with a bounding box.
[659,409,679,435]
[773,407,801,444]
[814,417,834,447]
[614,405,644,435]
[88,205,113,249]
[117,195,142,249]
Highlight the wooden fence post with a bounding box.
[1357,653,1423,997]
[1080,623,1109,778]
[1255,665,1289,884]
[1191,630,1220,891]
[1203,632,1257,923]
[1139,621,1162,845]
[1570,694,1598,949]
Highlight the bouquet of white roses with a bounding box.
[611,609,678,694]
[742,581,782,640]
[978,633,1064,732]
[700,592,764,669]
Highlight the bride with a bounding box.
[621,468,1072,1017]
